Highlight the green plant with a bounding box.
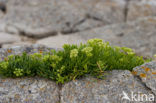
[0,38,151,84]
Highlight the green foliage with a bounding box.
[0,38,150,84]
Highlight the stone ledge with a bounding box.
[0,45,155,103]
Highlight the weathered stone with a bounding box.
[133,61,156,95]
[61,70,155,103]
[72,18,104,32]
[86,0,126,24]
[0,45,60,103]
[0,77,59,103]
[0,0,126,38]
[127,0,156,21]
[0,32,20,45]
[0,10,3,19]
[0,44,53,61]
[2,42,33,48]
[37,34,86,48]
[68,17,156,57]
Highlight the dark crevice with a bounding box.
[61,29,78,34]
[86,13,103,22]
[58,83,63,103]
[18,29,57,39]
[62,14,104,34]
[124,0,130,22]
[61,19,86,34]
[0,44,2,48]
[117,33,124,37]
[0,3,7,13]
[74,19,86,27]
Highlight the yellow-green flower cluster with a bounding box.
[31,53,42,59]
[0,62,8,69]
[70,49,78,58]
[43,55,49,61]
[119,58,124,62]
[87,38,104,47]
[81,47,93,57]
[115,46,121,51]
[121,47,135,55]
[51,55,62,61]
[13,68,24,77]
[51,55,62,68]
[8,55,14,59]
[87,38,103,44]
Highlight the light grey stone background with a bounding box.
[0,0,156,58]
[0,0,156,102]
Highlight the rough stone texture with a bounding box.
[0,77,59,103]
[0,45,60,102]
[0,0,126,38]
[37,34,86,48]
[2,35,36,48]
[61,70,155,103]
[0,44,53,61]
[0,32,21,45]
[67,17,156,57]
[0,10,3,19]
[127,0,156,21]
[2,42,33,48]
[86,0,126,24]
[133,61,156,95]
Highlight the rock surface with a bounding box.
[2,42,33,48]
[0,32,20,45]
[63,17,156,57]
[0,45,59,102]
[0,0,126,38]
[133,61,156,95]
[61,70,155,103]
[0,77,59,103]
[127,0,156,21]
[37,34,86,48]
[0,44,52,61]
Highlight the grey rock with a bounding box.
[0,23,6,32]
[0,32,21,45]
[73,18,104,32]
[61,70,155,103]
[0,0,126,38]
[87,0,126,24]
[0,44,52,61]
[133,61,156,95]
[0,45,60,102]
[2,42,33,48]
[0,10,3,19]
[4,24,20,34]
[0,77,59,103]
[69,17,156,57]
[127,0,156,21]
[37,34,86,48]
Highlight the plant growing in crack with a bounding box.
[0,38,151,84]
